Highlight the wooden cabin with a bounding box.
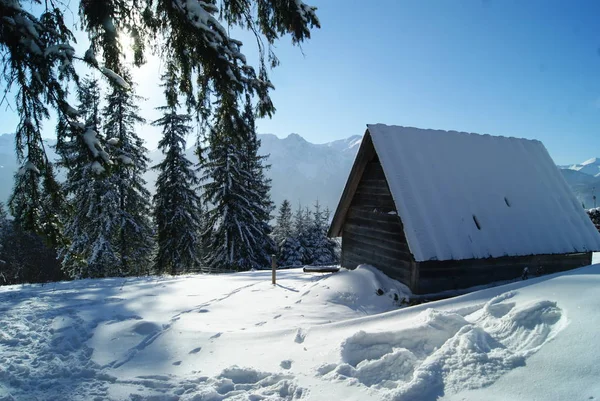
[328,124,600,294]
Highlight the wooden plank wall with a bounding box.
[341,158,415,287]
[416,252,592,294]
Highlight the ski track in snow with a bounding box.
[0,268,569,400]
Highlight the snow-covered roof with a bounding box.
[332,124,600,262]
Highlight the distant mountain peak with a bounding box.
[582,157,600,166]
[285,133,306,142]
[564,157,600,177]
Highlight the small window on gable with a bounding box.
[504,197,511,207]
[473,215,481,230]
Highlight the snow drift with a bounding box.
[1,262,599,400]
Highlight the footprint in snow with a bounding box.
[172,361,182,366]
[255,321,267,326]
[273,314,282,319]
[210,332,222,339]
[280,360,293,369]
[189,347,202,354]
[294,329,306,344]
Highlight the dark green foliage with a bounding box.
[57,78,121,278]
[103,67,154,275]
[273,199,293,246]
[200,96,274,271]
[153,70,204,275]
[273,199,303,267]
[307,202,338,265]
[288,201,339,266]
[0,206,66,286]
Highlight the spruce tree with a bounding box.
[273,200,293,246]
[293,204,310,265]
[8,118,66,249]
[200,97,274,271]
[239,97,276,267]
[57,77,120,278]
[273,200,303,267]
[308,201,338,265]
[152,68,204,275]
[103,66,154,276]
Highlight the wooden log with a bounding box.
[342,227,410,253]
[343,247,413,274]
[344,219,404,236]
[347,207,402,224]
[303,266,340,273]
[356,180,390,192]
[414,252,592,294]
[349,193,396,210]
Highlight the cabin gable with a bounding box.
[341,155,417,288]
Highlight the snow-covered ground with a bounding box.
[1,262,600,401]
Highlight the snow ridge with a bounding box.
[319,291,566,400]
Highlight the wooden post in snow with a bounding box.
[271,254,277,285]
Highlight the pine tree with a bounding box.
[308,202,338,265]
[273,200,303,267]
[293,204,310,265]
[239,97,275,267]
[8,117,66,249]
[200,97,274,271]
[57,77,120,278]
[273,200,293,246]
[103,66,154,276]
[152,68,204,275]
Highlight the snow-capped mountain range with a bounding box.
[1,132,599,212]
[561,158,600,177]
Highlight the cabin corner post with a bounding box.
[410,260,420,293]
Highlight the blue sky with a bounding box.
[259,0,600,165]
[2,0,600,164]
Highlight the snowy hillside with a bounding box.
[2,262,600,400]
[558,158,600,208]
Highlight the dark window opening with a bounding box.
[473,215,481,230]
[504,197,511,207]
